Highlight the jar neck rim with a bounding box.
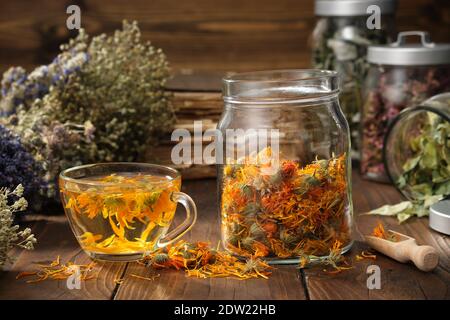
[222,69,340,105]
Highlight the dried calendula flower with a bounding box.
[16,256,97,283]
[0,184,36,269]
[371,221,399,242]
[355,251,377,261]
[321,240,353,273]
[221,147,351,260]
[142,240,272,280]
[130,273,160,281]
[372,221,388,239]
[297,240,353,274]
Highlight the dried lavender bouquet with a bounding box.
[0,21,175,209]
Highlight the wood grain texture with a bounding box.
[0,219,126,300]
[0,0,449,74]
[303,171,450,300]
[115,263,304,300]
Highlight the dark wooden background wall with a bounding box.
[0,0,449,76]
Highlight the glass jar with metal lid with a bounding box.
[361,31,450,182]
[311,0,397,159]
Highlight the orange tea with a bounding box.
[59,164,196,261]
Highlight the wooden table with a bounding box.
[0,169,449,300]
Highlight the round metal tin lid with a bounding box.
[368,31,450,66]
[315,0,397,16]
[429,200,450,235]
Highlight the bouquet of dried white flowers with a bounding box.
[0,184,36,269]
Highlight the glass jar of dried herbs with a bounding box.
[384,93,450,202]
[361,32,450,182]
[312,0,397,159]
[218,70,353,264]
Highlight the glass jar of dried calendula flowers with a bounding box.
[361,32,450,182]
[311,0,397,159]
[218,70,354,264]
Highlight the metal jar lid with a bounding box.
[315,0,397,16]
[368,31,450,66]
[429,200,450,235]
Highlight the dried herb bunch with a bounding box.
[0,126,45,209]
[0,185,36,269]
[311,17,392,156]
[361,66,450,181]
[220,147,352,260]
[0,21,175,205]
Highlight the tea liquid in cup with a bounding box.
[59,163,197,262]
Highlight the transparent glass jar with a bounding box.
[218,70,353,264]
[312,0,397,158]
[384,93,450,201]
[361,32,450,182]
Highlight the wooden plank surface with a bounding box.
[0,219,126,300]
[0,0,449,74]
[303,172,450,300]
[0,169,448,300]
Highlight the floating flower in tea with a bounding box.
[60,174,180,257]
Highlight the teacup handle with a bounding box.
[157,191,197,248]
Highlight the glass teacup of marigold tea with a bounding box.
[59,163,197,261]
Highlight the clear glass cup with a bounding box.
[218,69,354,264]
[59,163,197,262]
